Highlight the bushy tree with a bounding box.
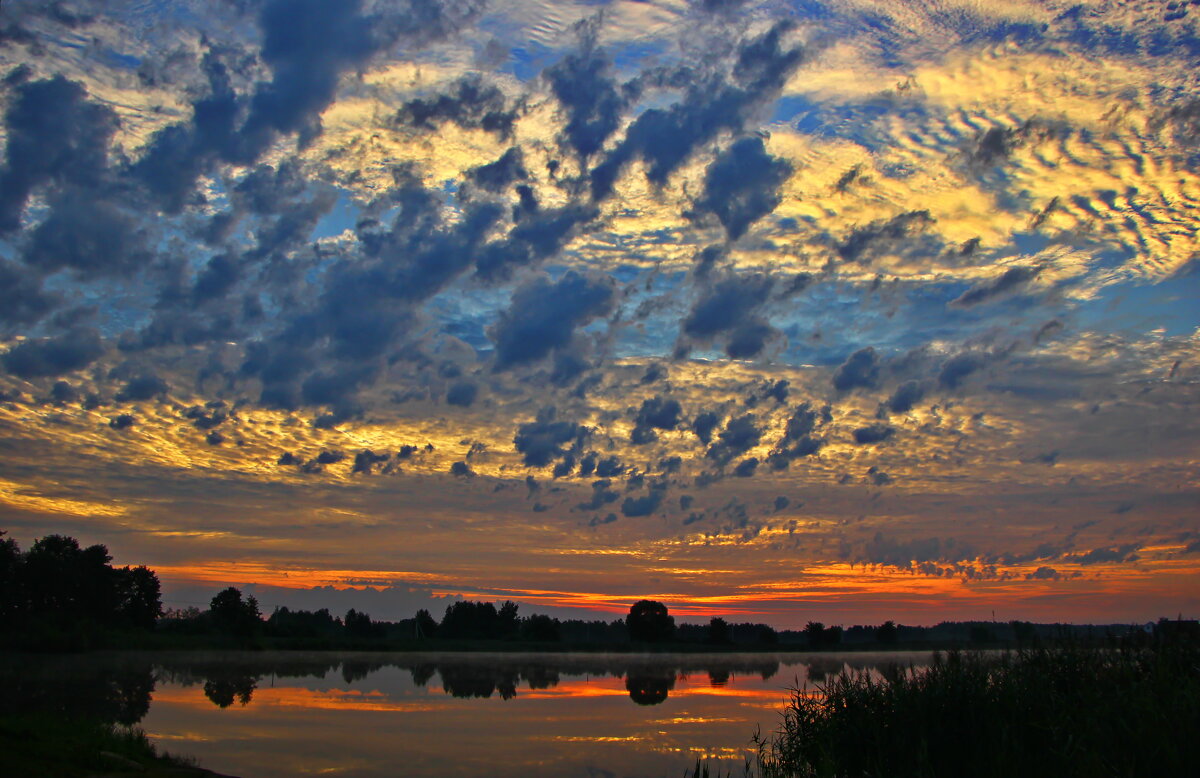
[209,587,261,638]
[708,616,732,645]
[414,608,438,638]
[626,600,675,642]
[0,532,162,636]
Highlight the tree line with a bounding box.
[1,532,162,648]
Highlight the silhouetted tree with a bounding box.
[0,532,163,641]
[876,620,899,644]
[209,587,261,638]
[626,670,675,705]
[440,600,500,640]
[758,624,779,645]
[804,621,826,647]
[498,600,520,637]
[414,608,438,638]
[266,606,341,638]
[113,565,162,629]
[203,674,257,708]
[708,616,732,645]
[344,608,383,638]
[522,613,562,642]
[626,600,675,643]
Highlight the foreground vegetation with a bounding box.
[695,641,1199,778]
[0,712,230,777]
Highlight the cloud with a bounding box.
[886,380,926,413]
[590,21,803,199]
[688,136,792,241]
[513,407,584,468]
[836,211,935,263]
[630,396,682,445]
[446,381,479,407]
[1072,544,1141,565]
[545,28,624,159]
[853,423,895,445]
[490,270,615,369]
[707,413,762,465]
[621,486,665,517]
[0,76,117,233]
[951,266,1041,307]
[116,374,170,402]
[682,272,776,358]
[395,74,517,138]
[4,329,104,378]
[832,347,881,392]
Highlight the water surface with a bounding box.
[9,651,935,777]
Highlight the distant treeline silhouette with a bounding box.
[6,531,1185,653]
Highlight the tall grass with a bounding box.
[693,642,1199,778]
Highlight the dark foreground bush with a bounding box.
[750,643,1199,778]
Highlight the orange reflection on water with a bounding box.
[153,685,450,714]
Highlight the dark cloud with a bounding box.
[396,75,517,137]
[1025,566,1063,580]
[450,460,475,477]
[590,22,803,200]
[446,381,479,407]
[135,0,485,209]
[1073,544,1141,565]
[767,402,827,470]
[490,270,615,369]
[950,266,1040,307]
[773,495,790,511]
[3,328,104,378]
[640,363,667,384]
[588,512,618,527]
[315,450,345,465]
[475,203,599,281]
[836,210,934,263]
[352,449,390,475]
[733,457,759,477]
[621,486,665,517]
[886,380,926,413]
[48,380,78,406]
[0,76,118,233]
[23,192,152,278]
[688,136,792,241]
[578,479,620,511]
[631,396,682,444]
[832,347,881,392]
[853,423,895,445]
[939,352,986,389]
[513,407,584,468]
[595,456,624,478]
[707,413,762,465]
[682,272,775,358]
[861,532,971,568]
[109,414,135,430]
[0,261,55,325]
[466,147,529,192]
[692,411,722,444]
[545,32,624,159]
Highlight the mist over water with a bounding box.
[7,650,935,777]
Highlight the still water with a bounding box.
[12,650,935,777]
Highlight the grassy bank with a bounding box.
[0,712,234,777]
[699,642,1198,778]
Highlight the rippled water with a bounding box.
[9,651,936,777]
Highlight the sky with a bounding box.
[0,0,1197,628]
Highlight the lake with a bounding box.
[7,650,936,777]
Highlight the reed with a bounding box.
[692,642,1198,778]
